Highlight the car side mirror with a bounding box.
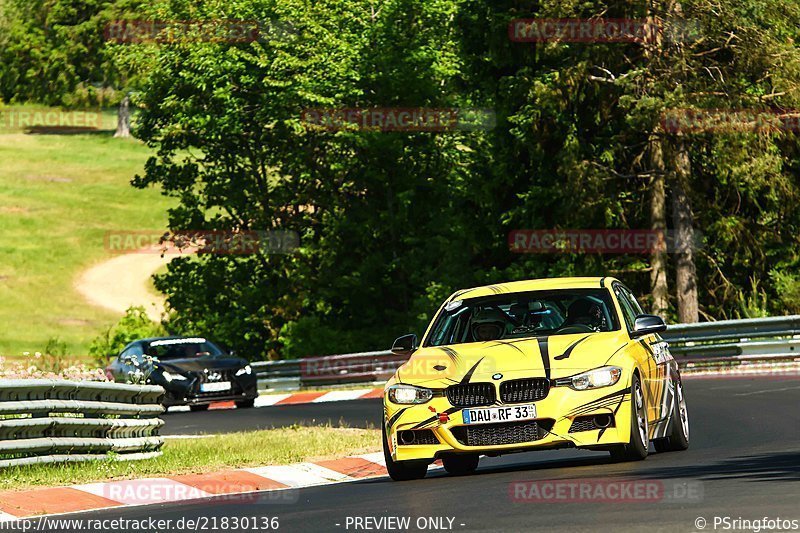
[632,314,667,338]
[391,334,418,355]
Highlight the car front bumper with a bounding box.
[384,381,633,462]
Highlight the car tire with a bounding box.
[382,424,428,481]
[653,379,690,452]
[189,404,210,412]
[235,399,256,409]
[442,453,479,476]
[609,373,649,462]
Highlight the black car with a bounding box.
[106,336,259,411]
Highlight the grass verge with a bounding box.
[0,426,381,492]
[0,130,172,358]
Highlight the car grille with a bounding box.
[451,419,555,447]
[446,383,496,407]
[499,378,549,403]
[192,369,243,397]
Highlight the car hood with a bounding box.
[396,330,631,385]
[155,357,247,373]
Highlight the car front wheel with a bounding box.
[610,373,649,461]
[382,424,429,481]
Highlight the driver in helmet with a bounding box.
[565,298,606,331]
[470,308,509,342]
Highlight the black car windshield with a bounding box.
[425,289,620,347]
[144,338,225,360]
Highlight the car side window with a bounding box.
[620,285,645,316]
[614,285,638,331]
[119,344,144,363]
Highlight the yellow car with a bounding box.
[383,277,689,480]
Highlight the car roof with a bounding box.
[448,277,619,301]
[132,336,211,345]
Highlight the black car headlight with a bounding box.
[558,366,622,391]
[387,384,433,405]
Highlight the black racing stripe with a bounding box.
[537,337,551,380]
[460,357,485,384]
[554,335,589,361]
[638,338,655,357]
[387,407,408,429]
[485,340,526,355]
[569,399,626,417]
[438,346,461,365]
[567,388,628,415]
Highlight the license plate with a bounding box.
[462,404,537,425]
[200,381,231,392]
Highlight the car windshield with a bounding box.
[144,338,225,360]
[425,289,620,347]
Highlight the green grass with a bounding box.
[0,129,173,358]
[0,426,381,492]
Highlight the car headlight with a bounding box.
[235,365,252,376]
[563,366,622,391]
[387,384,433,404]
[162,371,188,382]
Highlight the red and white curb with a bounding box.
[0,452,441,521]
[167,388,384,413]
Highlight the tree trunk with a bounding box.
[648,137,669,318]
[114,95,131,138]
[671,137,699,323]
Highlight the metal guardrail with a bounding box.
[254,316,800,391]
[662,315,800,360]
[0,380,165,468]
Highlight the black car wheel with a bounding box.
[189,404,210,412]
[235,399,256,409]
[610,373,649,461]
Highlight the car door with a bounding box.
[616,284,669,425]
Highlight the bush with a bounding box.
[88,306,165,366]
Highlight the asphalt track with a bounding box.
[59,376,800,531]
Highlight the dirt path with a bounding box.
[75,252,176,322]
